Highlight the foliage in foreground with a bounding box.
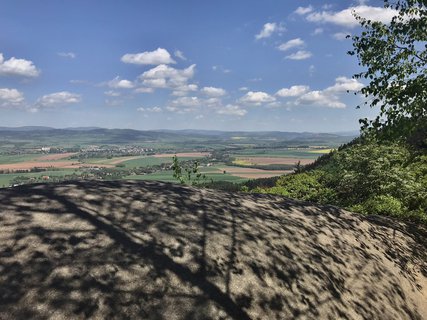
[171,155,208,186]
[251,139,427,223]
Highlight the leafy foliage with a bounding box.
[172,155,208,186]
[348,0,427,144]
[251,139,427,223]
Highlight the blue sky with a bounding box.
[0,0,397,132]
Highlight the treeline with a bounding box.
[248,138,426,223]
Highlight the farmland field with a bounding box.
[0,129,350,188]
[0,169,78,187]
[0,154,42,164]
[229,148,331,158]
[121,156,202,168]
[125,169,248,183]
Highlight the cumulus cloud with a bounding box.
[58,52,76,59]
[107,76,134,89]
[212,65,231,74]
[312,27,324,35]
[333,32,350,40]
[239,91,276,106]
[295,6,313,15]
[139,64,196,90]
[0,53,40,77]
[0,88,25,107]
[325,76,364,92]
[217,104,247,116]
[137,106,162,113]
[304,5,397,28]
[172,84,198,96]
[174,50,186,61]
[201,86,226,97]
[294,77,364,108]
[255,22,285,40]
[121,48,176,65]
[134,87,154,94]
[35,91,81,109]
[170,96,200,108]
[296,90,346,108]
[276,85,309,97]
[285,50,312,60]
[278,38,305,52]
[104,90,121,97]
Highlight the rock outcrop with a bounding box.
[0,181,426,319]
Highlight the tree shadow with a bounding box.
[0,180,426,319]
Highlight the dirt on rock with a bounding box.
[0,180,426,319]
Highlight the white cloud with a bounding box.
[239,87,249,92]
[305,5,397,28]
[0,53,40,77]
[217,104,247,116]
[294,77,363,108]
[255,22,285,40]
[325,76,364,92]
[309,65,315,76]
[276,85,309,97]
[204,97,222,107]
[139,64,196,90]
[107,76,134,89]
[172,84,198,96]
[134,87,154,94]
[297,91,346,108]
[121,48,176,65]
[170,96,200,108]
[239,91,276,105]
[0,88,25,107]
[286,50,312,60]
[58,52,76,59]
[174,50,186,61]
[142,78,167,88]
[36,91,81,109]
[137,106,162,113]
[212,65,231,74]
[333,32,350,40]
[312,27,324,35]
[201,86,226,97]
[295,6,313,15]
[104,90,121,97]
[278,38,305,52]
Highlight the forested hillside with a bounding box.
[250,138,427,222]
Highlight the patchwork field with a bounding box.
[229,148,331,168]
[0,169,78,187]
[233,157,314,166]
[152,152,210,158]
[0,148,328,187]
[125,169,248,183]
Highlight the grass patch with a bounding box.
[0,154,40,164]
[121,156,199,168]
[0,169,79,188]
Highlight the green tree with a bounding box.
[349,0,427,144]
[172,155,207,186]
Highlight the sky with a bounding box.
[0,0,398,132]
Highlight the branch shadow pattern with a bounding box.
[0,180,426,319]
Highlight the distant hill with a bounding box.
[0,180,425,319]
[0,126,55,131]
[0,127,357,148]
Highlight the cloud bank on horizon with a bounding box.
[0,1,397,131]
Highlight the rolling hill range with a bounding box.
[0,127,355,148]
[0,181,426,319]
